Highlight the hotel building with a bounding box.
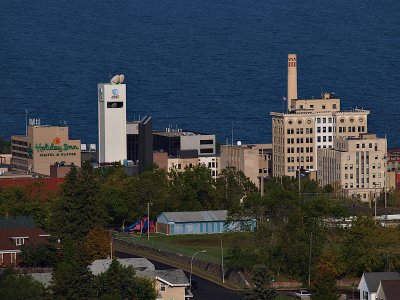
[271,54,370,177]
[11,120,81,176]
[317,134,387,201]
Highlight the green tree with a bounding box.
[51,240,96,299]
[313,250,339,300]
[52,162,106,241]
[95,259,157,300]
[241,265,278,300]
[0,269,48,300]
[20,243,57,267]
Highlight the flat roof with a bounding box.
[153,130,213,137]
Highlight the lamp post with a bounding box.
[216,234,225,283]
[190,250,207,290]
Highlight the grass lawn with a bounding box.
[277,295,295,300]
[115,232,251,263]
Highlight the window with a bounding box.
[160,283,167,292]
[15,238,25,246]
[200,148,214,154]
[322,105,326,109]
[317,118,321,124]
[200,139,214,145]
[107,102,123,108]
[323,118,326,123]
[317,127,321,133]
[332,104,337,109]
[317,137,321,142]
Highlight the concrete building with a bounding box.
[11,121,81,176]
[153,129,216,157]
[317,134,387,201]
[198,156,220,179]
[220,144,272,187]
[98,79,127,164]
[126,116,153,173]
[271,54,369,177]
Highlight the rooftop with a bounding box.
[361,272,400,292]
[139,269,189,287]
[154,130,212,137]
[89,258,155,275]
[0,216,35,228]
[159,210,228,223]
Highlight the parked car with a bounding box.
[295,290,311,298]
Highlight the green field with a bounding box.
[115,232,250,264]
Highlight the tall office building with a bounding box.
[317,134,387,201]
[98,78,127,164]
[271,54,370,177]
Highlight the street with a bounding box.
[116,250,241,300]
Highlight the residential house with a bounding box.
[0,216,50,267]
[358,272,400,300]
[376,280,400,300]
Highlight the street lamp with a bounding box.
[190,250,207,290]
[216,234,225,283]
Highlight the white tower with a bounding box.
[287,54,298,111]
[98,75,127,164]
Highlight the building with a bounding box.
[81,143,98,164]
[98,77,127,164]
[0,216,50,267]
[156,210,256,235]
[11,120,81,176]
[126,116,153,173]
[220,144,272,187]
[387,148,400,172]
[89,258,191,300]
[317,134,387,201]
[198,156,220,179]
[376,280,400,300]
[358,272,400,300]
[271,54,369,178]
[153,128,216,157]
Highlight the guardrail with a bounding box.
[113,235,221,265]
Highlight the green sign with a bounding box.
[35,143,79,153]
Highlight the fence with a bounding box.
[0,267,53,275]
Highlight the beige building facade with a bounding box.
[220,144,272,187]
[11,124,81,176]
[271,54,369,177]
[317,134,387,201]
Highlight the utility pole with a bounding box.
[147,202,152,240]
[308,232,313,288]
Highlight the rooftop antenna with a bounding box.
[231,121,234,146]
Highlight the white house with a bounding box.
[376,280,400,300]
[358,272,400,300]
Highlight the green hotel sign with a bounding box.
[35,143,79,153]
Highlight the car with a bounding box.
[295,290,312,298]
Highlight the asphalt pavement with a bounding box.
[116,250,241,300]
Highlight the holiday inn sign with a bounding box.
[34,137,79,153]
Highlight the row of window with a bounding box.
[316,117,334,123]
[317,136,333,143]
[338,126,365,133]
[287,138,314,144]
[287,147,314,153]
[287,156,314,163]
[317,126,333,133]
[286,128,314,135]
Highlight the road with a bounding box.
[116,250,240,300]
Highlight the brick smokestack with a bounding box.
[287,54,297,111]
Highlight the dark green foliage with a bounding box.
[52,162,106,241]
[0,269,48,300]
[313,271,338,300]
[95,259,157,300]
[20,243,57,267]
[51,240,96,299]
[241,265,278,300]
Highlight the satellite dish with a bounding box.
[110,75,120,85]
[119,74,125,83]
[237,141,242,146]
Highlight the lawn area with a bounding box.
[277,295,295,300]
[115,232,250,264]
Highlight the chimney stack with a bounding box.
[287,54,298,111]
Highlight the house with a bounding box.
[0,216,50,267]
[139,269,192,300]
[358,272,400,300]
[156,210,256,235]
[376,280,400,300]
[89,258,192,300]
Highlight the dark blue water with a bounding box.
[1,0,399,146]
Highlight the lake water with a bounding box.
[1,0,399,146]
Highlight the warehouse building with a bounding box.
[156,210,256,235]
